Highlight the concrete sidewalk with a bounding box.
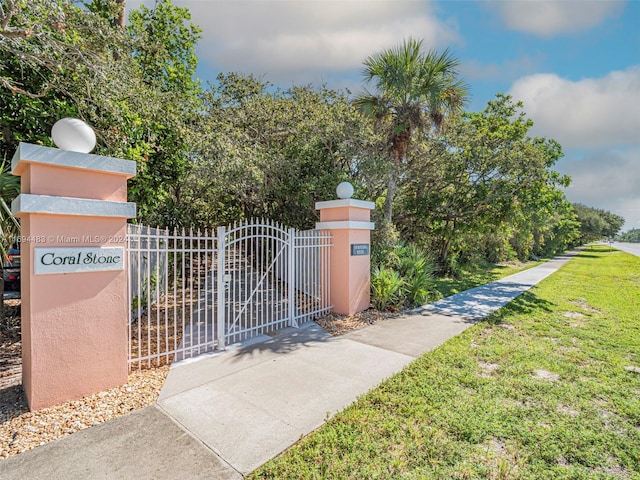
[0,252,578,480]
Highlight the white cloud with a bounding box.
[485,0,625,37]
[508,67,640,149]
[461,54,544,82]
[559,148,640,229]
[129,0,461,84]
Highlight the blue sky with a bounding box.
[131,0,640,230]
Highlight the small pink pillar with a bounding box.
[11,143,136,411]
[316,198,375,315]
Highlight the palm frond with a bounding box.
[0,157,20,257]
[353,88,390,119]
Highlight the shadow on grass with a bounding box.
[485,290,555,325]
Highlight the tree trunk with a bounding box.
[438,238,451,271]
[115,0,126,29]
[383,162,397,224]
[384,130,409,225]
[438,221,455,273]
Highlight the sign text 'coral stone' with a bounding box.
[34,247,124,274]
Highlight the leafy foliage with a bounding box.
[371,241,439,310]
[618,228,640,243]
[178,74,375,229]
[370,266,404,310]
[395,94,577,271]
[572,203,625,243]
[1,4,596,277]
[0,158,19,257]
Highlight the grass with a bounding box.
[250,246,640,479]
[433,259,543,298]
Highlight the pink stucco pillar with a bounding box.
[316,198,375,315]
[11,143,136,411]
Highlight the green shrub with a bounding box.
[370,242,439,310]
[395,244,437,305]
[370,221,401,268]
[370,266,404,310]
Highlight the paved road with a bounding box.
[613,242,640,257]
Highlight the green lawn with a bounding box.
[251,246,640,479]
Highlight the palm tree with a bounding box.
[354,37,469,224]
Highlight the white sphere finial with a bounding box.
[336,181,354,199]
[51,118,96,153]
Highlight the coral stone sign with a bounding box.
[34,247,124,274]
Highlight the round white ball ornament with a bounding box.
[51,118,96,153]
[336,181,354,200]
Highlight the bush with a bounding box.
[370,266,404,310]
[370,241,439,310]
[395,244,437,305]
[370,221,401,268]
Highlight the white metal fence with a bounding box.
[127,220,331,369]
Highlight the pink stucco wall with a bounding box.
[19,163,127,201]
[20,215,129,410]
[319,206,372,223]
[329,229,371,314]
[317,200,374,315]
[14,146,134,411]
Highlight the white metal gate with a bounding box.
[127,219,331,369]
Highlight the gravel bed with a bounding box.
[1,298,170,461]
[315,308,396,335]
[0,349,168,460]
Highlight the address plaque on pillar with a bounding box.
[34,246,124,274]
[350,243,370,256]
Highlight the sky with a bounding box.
[130,0,640,230]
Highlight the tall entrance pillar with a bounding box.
[11,142,136,410]
[316,184,374,315]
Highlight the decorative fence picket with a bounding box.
[127,220,331,369]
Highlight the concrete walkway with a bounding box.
[0,252,578,480]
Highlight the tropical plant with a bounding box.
[370,265,404,310]
[371,241,439,310]
[354,37,469,225]
[394,244,438,305]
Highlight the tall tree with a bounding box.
[397,94,570,268]
[572,204,624,243]
[354,37,469,224]
[124,0,203,227]
[0,0,130,158]
[186,74,373,229]
[1,0,205,227]
[618,228,640,243]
